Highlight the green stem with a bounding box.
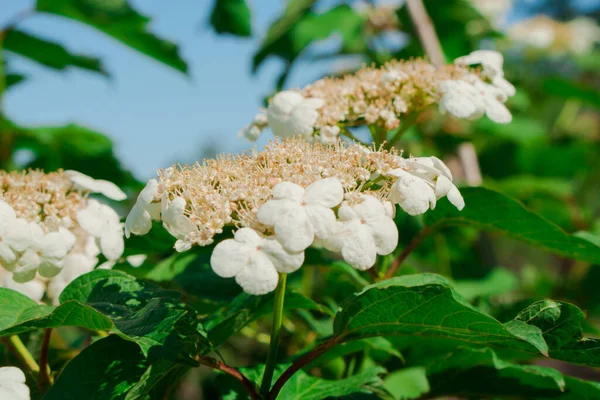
[386,112,421,150]
[8,335,40,373]
[260,273,287,398]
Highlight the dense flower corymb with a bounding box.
[127,138,465,294]
[242,51,515,143]
[0,170,126,303]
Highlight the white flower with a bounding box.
[319,125,341,144]
[568,18,600,55]
[4,221,76,282]
[65,170,127,201]
[454,50,516,98]
[46,252,97,304]
[0,201,18,268]
[77,199,124,261]
[267,91,324,139]
[439,80,485,120]
[0,367,30,400]
[161,196,198,252]
[257,178,344,252]
[125,180,161,238]
[324,195,398,270]
[387,156,464,215]
[0,269,45,302]
[472,79,513,123]
[210,228,304,295]
[238,125,263,142]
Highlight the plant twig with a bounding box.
[457,142,482,186]
[405,0,445,67]
[197,356,259,400]
[384,226,434,280]
[269,338,339,399]
[2,335,40,373]
[259,273,287,397]
[38,329,53,392]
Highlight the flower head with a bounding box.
[267,91,325,139]
[324,195,398,270]
[210,228,303,295]
[0,170,125,291]
[257,178,344,252]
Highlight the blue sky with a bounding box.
[2,0,597,179]
[2,0,340,179]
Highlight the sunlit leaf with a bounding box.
[36,0,187,72]
[210,0,252,37]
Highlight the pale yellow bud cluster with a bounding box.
[0,170,85,228]
[300,60,475,132]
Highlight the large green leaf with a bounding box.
[542,77,600,108]
[426,347,600,399]
[59,269,202,361]
[46,335,148,400]
[332,274,600,368]
[4,29,108,76]
[0,270,205,363]
[218,363,385,400]
[14,123,139,189]
[36,0,187,73]
[425,187,600,264]
[0,287,112,336]
[204,290,329,348]
[210,0,252,37]
[333,274,548,354]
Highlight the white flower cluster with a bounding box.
[0,170,127,304]
[126,139,464,295]
[439,51,515,124]
[241,51,515,143]
[0,367,29,400]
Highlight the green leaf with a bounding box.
[36,0,187,73]
[46,335,148,400]
[218,363,385,400]
[4,29,108,77]
[333,273,548,355]
[542,77,600,107]
[5,73,26,89]
[0,287,112,336]
[59,269,203,361]
[425,187,600,264]
[453,268,518,300]
[426,347,600,399]
[333,274,600,368]
[14,123,139,189]
[125,360,188,400]
[210,0,252,37]
[253,3,365,86]
[383,367,430,400]
[204,289,329,348]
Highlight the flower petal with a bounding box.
[340,223,377,270]
[267,91,305,137]
[484,98,512,124]
[2,273,45,302]
[0,366,29,400]
[272,182,304,201]
[370,217,399,255]
[261,237,304,273]
[65,170,126,201]
[125,204,152,238]
[0,201,16,232]
[256,198,298,227]
[304,205,336,240]
[0,243,17,267]
[38,257,64,278]
[100,230,125,260]
[210,239,251,278]
[162,197,197,239]
[447,185,465,211]
[234,228,263,246]
[5,220,44,252]
[304,177,344,208]
[235,252,279,295]
[274,209,314,252]
[288,98,324,138]
[12,250,41,282]
[388,169,436,216]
